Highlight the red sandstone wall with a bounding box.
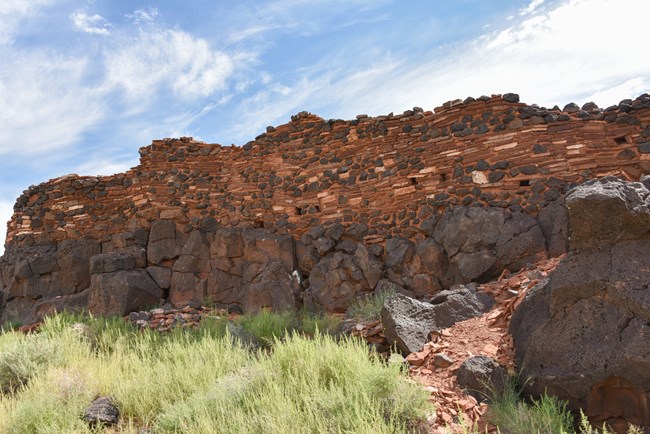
[6,94,650,247]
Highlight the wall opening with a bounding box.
[519,179,530,187]
[614,136,628,145]
[253,220,264,228]
[440,173,448,182]
[410,177,418,186]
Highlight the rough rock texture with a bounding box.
[511,177,650,426]
[84,396,120,426]
[206,228,300,313]
[305,250,377,312]
[381,288,493,354]
[0,240,100,323]
[434,207,547,283]
[537,198,569,257]
[456,355,507,402]
[88,269,162,316]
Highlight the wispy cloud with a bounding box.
[247,0,648,121]
[105,27,239,103]
[0,0,53,44]
[127,7,159,25]
[71,11,112,35]
[0,52,106,156]
[519,0,546,16]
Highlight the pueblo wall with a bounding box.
[6,93,650,248]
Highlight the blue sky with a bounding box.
[1,0,649,249]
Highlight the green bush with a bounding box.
[347,287,396,321]
[0,333,63,393]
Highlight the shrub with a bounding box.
[0,334,62,393]
[347,287,396,321]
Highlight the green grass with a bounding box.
[347,287,396,321]
[0,311,430,433]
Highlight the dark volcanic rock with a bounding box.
[206,228,300,313]
[88,270,162,316]
[381,287,493,355]
[305,250,374,313]
[0,239,100,324]
[511,177,650,425]
[565,176,650,250]
[457,355,507,402]
[84,396,119,426]
[434,206,546,282]
[537,198,569,257]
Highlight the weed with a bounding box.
[347,287,396,321]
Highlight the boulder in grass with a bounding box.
[84,396,119,426]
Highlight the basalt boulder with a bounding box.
[434,206,547,283]
[511,177,650,427]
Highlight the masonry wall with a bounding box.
[6,93,650,247]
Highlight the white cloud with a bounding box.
[105,28,238,102]
[519,0,545,15]
[71,11,112,35]
[0,51,106,157]
[127,7,159,25]
[260,0,650,120]
[0,0,52,44]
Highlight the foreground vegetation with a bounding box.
[0,311,431,433]
[1,307,644,433]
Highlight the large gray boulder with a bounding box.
[537,198,569,257]
[434,207,547,283]
[457,355,507,402]
[511,177,650,425]
[169,230,211,307]
[0,239,100,324]
[381,287,493,355]
[304,250,375,313]
[88,269,162,316]
[565,176,650,250]
[147,220,184,265]
[384,236,448,297]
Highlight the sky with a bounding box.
[1,0,649,251]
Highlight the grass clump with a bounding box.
[0,333,64,393]
[347,287,396,321]
[155,332,431,433]
[485,374,574,434]
[0,311,427,433]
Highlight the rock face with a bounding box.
[433,207,547,283]
[511,177,650,427]
[88,269,162,316]
[381,287,493,354]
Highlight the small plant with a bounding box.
[237,310,298,347]
[347,287,396,321]
[0,334,62,393]
[0,320,22,333]
[488,374,574,434]
[578,410,644,434]
[297,309,340,335]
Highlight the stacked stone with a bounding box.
[6,93,650,248]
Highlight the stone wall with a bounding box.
[7,93,650,247]
[2,93,650,324]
